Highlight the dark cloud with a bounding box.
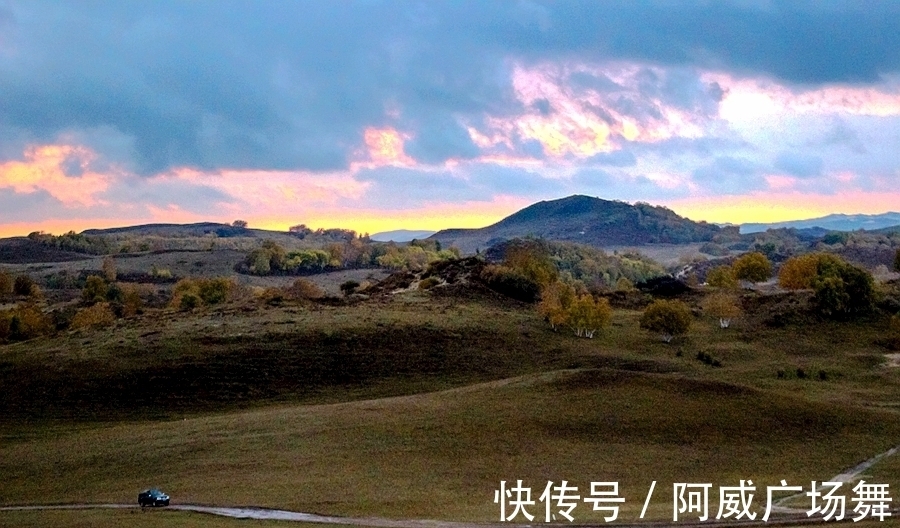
[774,151,824,178]
[0,188,62,223]
[587,150,637,167]
[1,0,898,178]
[692,156,766,194]
[100,177,235,213]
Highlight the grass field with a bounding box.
[2,280,900,526]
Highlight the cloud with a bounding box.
[774,152,824,178]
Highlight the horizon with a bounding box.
[2,2,900,238]
[3,194,899,239]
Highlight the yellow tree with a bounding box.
[567,294,612,338]
[732,252,772,284]
[778,254,821,290]
[538,281,575,331]
[640,299,693,343]
[706,265,738,289]
[702,291,742,329]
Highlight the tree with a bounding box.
[538,281,575,331]
[13,275,35,296]
[732,252,772,283]
[615,276,635,292]
[702,292,742,329]
[101,256,117,282]
[706,265,738,289]
[778,254,820,290]
[567,294,612,338]
[640,299,692,343]
[0,270,12,296]
[232,219,248,228]
[894,248,900,273]
[82,275,108,304]
[812,255,875,319]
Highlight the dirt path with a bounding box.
[2,445,898,526]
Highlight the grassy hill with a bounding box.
[431,195,730,253]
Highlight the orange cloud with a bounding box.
[363,127,414,165]
[0,144,111,206]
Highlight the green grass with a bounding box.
[2,288,900,523]
[2,368,898,522]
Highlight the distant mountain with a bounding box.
[369,229,436,242]
[82,222,248,237]
[430,195,728,254]
[740,212,900,234]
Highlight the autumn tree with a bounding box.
[614,277,635,292]
[812,255,875,319]
[0,270,12,296]
[706,265,738,289]
[567,294,612,338]
[778,254,821,290]
[702,292,742,329]
[640,299,692,343]
[232,219,248,228]
[82,275,108,304]
[538,281,576,331]
[101,256,117,282]
[732,252,772,283]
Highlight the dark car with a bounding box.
[138,488,170,507]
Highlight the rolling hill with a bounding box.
[430,195,730,253]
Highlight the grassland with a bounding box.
[2,266,900,526]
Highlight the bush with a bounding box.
[614,277,635,292]
[102,256,117,281]
[0,270,12,296]
[149,265,173,279]
[82,275,108,304]
[778,254,821,290]
[285,278,324,300]
[13,275,35,296]
[171,277,234,309]
[732,252,772,283]
[340,280,360,296]
[480,264,541,303]
[418,277,440,290]
[179,293,200,311]
[706,265,738,289]
[0,304,52,342]
[812,255,875,319]
[71,302,116,329]
[640,299,693,343]
[702,291,742,329]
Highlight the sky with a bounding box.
[1,0,900,237]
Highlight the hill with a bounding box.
[741,212,900,234]
[430,195,728,253]
[369,229,436,242]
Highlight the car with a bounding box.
[138,488,170,507]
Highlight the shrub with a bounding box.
[812,255,875,319]
[285,278,325,300]
[702,291,742,329]
[101,256,117,281]
[82,275,108,304]
[13,275,35,296]
[614,277,635,292]
[340,280,360,296]
[179,293,200,311]
[419,277,440,290]
[150,265,173,279]
[732,252,772,283]
[706,265,738,289]
[0,270,12,296]
[71,302,116,329]
[778,254,821,290]
[197,277,234,305]
[640,299,693,343]
[0,304,52,341]
[480,264,541,303]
